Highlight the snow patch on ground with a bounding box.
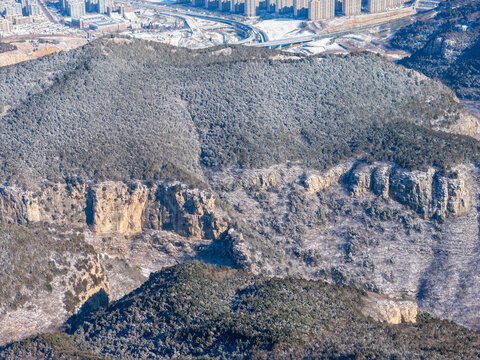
[290,37,345,55]
[143,0,177,3]
[255,18,313,40]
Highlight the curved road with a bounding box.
[136,1,267,44]
[187,13,268,43]
[253,15,415,48]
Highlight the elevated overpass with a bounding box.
[251,14,415,48]
[138,1,268,44]
[187,13,268,43]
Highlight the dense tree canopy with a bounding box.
[0,38,477,187]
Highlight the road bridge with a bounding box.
[251,16,414,48]
[137,1,268,44]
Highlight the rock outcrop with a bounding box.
[361,292,418,324]
[0,181,228,240]
[304,160,355,193]
[145,184,227,240]
[345,163,472,219]
[0,181,87,226]
[0,243,109,347]
[88,182,149,235]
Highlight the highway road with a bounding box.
[134,0,267,44]
[135,1,414,49]
[252,16,415,48]
[187,13,268,43]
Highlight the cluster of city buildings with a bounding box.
[0,0,43,31]
[186,0,409,20]
[65,4,139,33]
[61,0,113,18]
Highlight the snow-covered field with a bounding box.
[143,0,177,4]
[255,18,313,40]
[290,37,346,55]
[123,15,242,49]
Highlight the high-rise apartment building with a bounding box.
[18,0,28,9]
[386,0,404,7]
[308,0,334,19]
[3,2,23,16]
[230,0,245,13]
[86,0,97,12]
[367,0,385,12]
[0,18,12,31]
[25,0,42,16]
[98,0,112,14]
[218,0,230,11]
[265,0,275,11]
[205,0,219,8]
[244,0,258,16]
[67,0,85,17]
[342,0,360,15]
[294,0,308,17]
[275,0,293,14]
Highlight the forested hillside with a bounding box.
[391,0,480,101]
[1,38,480,356]
[0,38,477,187]
[1,263,479,359]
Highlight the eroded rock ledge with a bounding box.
[0,161,471,238]
[361,292,418,324]
[0,181,228,238]
[305,162,472,220]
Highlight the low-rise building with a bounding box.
[73,14,126,32]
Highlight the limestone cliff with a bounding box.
[0,160,476,336]
[144,183,227,240]
[346,163,472,219]
[0,181,87,226]
[0,181,228,240]
[304,160,356,193]
[88,182,150,235]
[211,160,479,330]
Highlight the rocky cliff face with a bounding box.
[424,33,477,61]
[0,181,87,226]
[0,180,230,345]
[0,159,477,344]
[0,181,228,240]
[361,292,418,324]
[304,160,356,193]
[346,163,472,220]
[211,160,479,330]
[144,183,227,240]
[0,229,109,347]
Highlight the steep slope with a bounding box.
[0,38,479,347]
[0,38,478,187]
[391,0,480,102]
[1,263,479,359]
[0,224,109,346]
[211,161,480,330]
